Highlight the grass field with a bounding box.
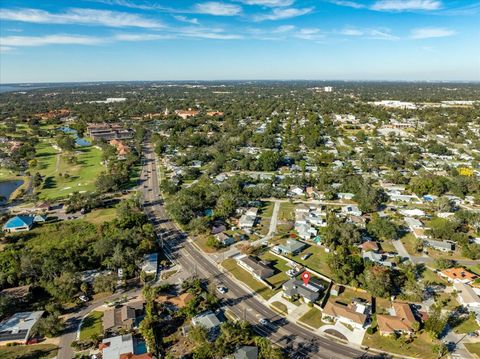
[363,331,438,359]
[34,141,105,200]
[80,311,104,341]
[278,202,295,221]
[83,208,117,224]
[0,344,58,359]
[453,314,480,334]
[291,244,332,278]
[298,308,324,329]
[465,343,480,357]
[271,301,288,315]
[222,258,276,300]
[400,233,420,256]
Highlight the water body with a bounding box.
[0,180,24,203]
[59,127,91,147]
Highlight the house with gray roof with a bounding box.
[282,278,322,303]
[192,311,222,340]
[233,346,258,359]
[236,255,274,280]
[273,239,306,255]
[424,239,454,252]
[0,311,44,344]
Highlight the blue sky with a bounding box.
[1,0,479,83]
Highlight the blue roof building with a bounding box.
[3,215,35,233]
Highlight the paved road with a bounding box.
[140,142,384,359]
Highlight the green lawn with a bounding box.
[400,233,420,256]
[291,244,332,278]
[222,258,276,300]
[271,301,288,315]
[34,141,105,200]
[278,202,295,221]
[83,208,117,225]
[80,311,104,341]
[363,331,438,359]
[421,268,448,285]
[465,343,480,357]
[298,308,324,329]
[259,252,290,289]
[260,202,274,218]
[453,314,480,334]
[0,344,58,359]
[334,287,371,307]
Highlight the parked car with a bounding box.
[79,295,90,302]
[216,286,228,294]
[259,318,269,326]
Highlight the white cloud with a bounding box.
[339,27,398,40]
[295,28,323,40]
[113,33,172,41]
[173,15,199,25]
[410,27,455,39]
[177,26,243,39]
[339,28,364,36]
[2,34,105,47]
[194,2,242,16]
[371,0,442,11]
[330,1,365,9]
[0,8,163,28]
[240,0,294,6]
[254,7,313,21]
[273,25,295,33]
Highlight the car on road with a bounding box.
[79,295,90,302]
[259,318,269,326]
[216,286,228,294]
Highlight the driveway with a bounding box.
[319,323,366,346]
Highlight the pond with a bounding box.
[59,126,91,147]
[0,179,24,203]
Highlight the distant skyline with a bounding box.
[1,0,479,83]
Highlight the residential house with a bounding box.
[238,208,258,231]
[377,302,418,336]
[282,278,321,303]
[273,239,306,255]
[322,300,367,329]
[341,205,362,217]
[2,215,38,233]
[109,139,130,158]
[215,232,234,246]
[0,285,32,302]
[191,311,222,340]
[103,301,144,333]
[140,253,158,276]
[424,239,455,252]
[100,334,150,359]
[454,282,480,309]
[359,241,379,252]
[330,284,343,297]
[337,192,355,200]
[440,268,478,284]
[233,346,258,359]
[362,251,393,267]
[236,255,274,280]
[0,311,44,345]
